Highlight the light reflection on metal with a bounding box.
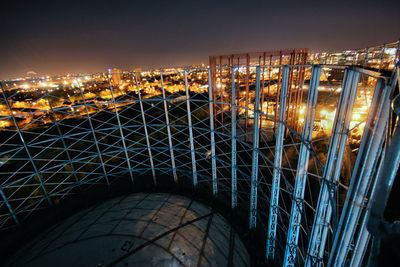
[266,65,290,259]
[305,69,360,265]
[208,69,217,196]
[329,74,397,266]
[184,71,198,189]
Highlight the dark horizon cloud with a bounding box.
[1,0,399,79]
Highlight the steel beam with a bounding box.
[249,66,262,229]
[160,72,178,183]
[44,92,80,187]
[231,68,237,209]
[184,71,198,189]
[266,65,290,259]
[349,94,391,267]
[0,188,19,224]
[329,76,396,266]
[305,69,360,266]
[0,83,52,205]
[208,69,217,196]
[135,73,156,185]
[283,66,321,266]
[107,74,134,184]
[77,87,109,187]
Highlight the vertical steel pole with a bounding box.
[161,72,178,183]
[44,92,80,186]
[78,86,109,187]
[208,69,218,196]
[327,78,387,266]
[135,73,156,185]
[349,148,385,267]
[329,80,393,267]
[219,57,224,132]
[305,69,360,266]
[283,66,321,266]
[0,83,52,205]
[231,67,237,209]
[0,188,19,224]
[249,66,261,229]
[184,71,198,189]
[266,65,290,259]
[107,74,134,184]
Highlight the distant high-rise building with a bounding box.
[110,68,122,85]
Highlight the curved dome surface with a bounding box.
[7,193,249,266]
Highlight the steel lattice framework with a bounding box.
[0,62,399,266]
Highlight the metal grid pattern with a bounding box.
[0,64,399,266]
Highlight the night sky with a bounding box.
[1,0,399,79]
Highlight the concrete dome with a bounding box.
[7,193,249,266]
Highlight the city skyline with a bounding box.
[1,0,400,79]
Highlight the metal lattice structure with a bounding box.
[0,59,399,266]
